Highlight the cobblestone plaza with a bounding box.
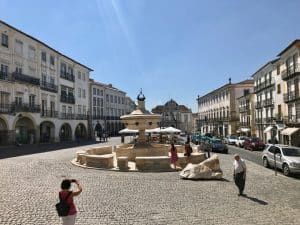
[0,138,299,225]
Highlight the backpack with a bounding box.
[55,191,72,217]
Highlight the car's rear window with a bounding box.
[212,140,222,144]
[282,148,300,156]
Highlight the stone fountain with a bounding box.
[73,90,206,172]
[120,90,161,146]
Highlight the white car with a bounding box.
[235,136,247,147]
[224,135,238,145]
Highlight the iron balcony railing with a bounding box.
[11,102,40,113]
[281,63,300,81]
[60,71,74,82]
[254,78,275,93]
[41,110,58,118]
[283,91,300,103]
[255,102,263,109]
[0,72,40,86]
[92,115,105,120]
[239,121,250,127]
[239,105,250,113]
[40,81,58,93]
[59,113,88,120]
[12,72,40,86]
[263,98,274,107]
[76,114,88,120]
[283,115,300,124]
[60,113,75,120]
[60,94,75,104]
[0,103,13,113]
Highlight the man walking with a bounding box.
[233,154,247,196]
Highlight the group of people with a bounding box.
[170,142,247,196]
[57,148,246,225]
[169,141,194,170]
[94,121,109,143]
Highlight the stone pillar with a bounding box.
[138,129,146,143]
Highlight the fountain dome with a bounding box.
[120,90,161,144]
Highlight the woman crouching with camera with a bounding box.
[59,179,82,225]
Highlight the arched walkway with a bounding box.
[59,123,72,142]
[75,123,87,140]
[40,121,55,143]
[15,116,35,144]
[0,117,9,145]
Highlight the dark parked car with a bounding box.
[244,137,265,151]
[211,139,228,154]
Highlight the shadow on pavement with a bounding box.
[0,140,103,159]
[241,195,268,205]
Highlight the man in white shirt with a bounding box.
[233,154,247,196]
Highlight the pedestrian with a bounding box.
[170,143,179,170]
[233,154,247,196]
[184,141,193,164]
[59,179,82,225]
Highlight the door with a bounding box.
[267,146,275,167]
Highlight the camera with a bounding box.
[70,179,76,183]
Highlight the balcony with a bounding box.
[283,91,300,103]
[263,98,274,107]
[255,118,262,124]
[239,121,250,127]
[92,115,105,120]
[254,78,275,93]
[60,94,75,104]
[60,71,74,82]
[0,103,13,113]
[40,81,58,93]
[60,113,75,120]
[239,106,250,113]
[76,114,88,120]
[12,72,40,86]
[59,113,88,120]
[41,110,58,118]
[281,64,300,81]
[283,115,300,124]
[11,102,40,113]
[105,116,120,121]
[255,102,263,109]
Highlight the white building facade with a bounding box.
[276,40,300,146]
[90,80,135,137]
[0,20,92,145]
[252,59,278,143]
[197,79,254,137]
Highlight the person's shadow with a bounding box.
[241,194,268,205]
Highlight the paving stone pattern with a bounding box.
[0,138,299,225]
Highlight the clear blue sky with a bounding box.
[1,0,300,112]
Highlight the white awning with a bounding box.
[281,127,300,136]
[264,125,273,133]
[119,128,138,134]
[160,127,181,133]
[241,128,250,132]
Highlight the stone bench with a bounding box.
[85,154,114,169]
[135,156,173,172]
[77,153,87,165]
[117,157,129,171]
[86,146,112,155]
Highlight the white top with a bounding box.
[233,159,246,174]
